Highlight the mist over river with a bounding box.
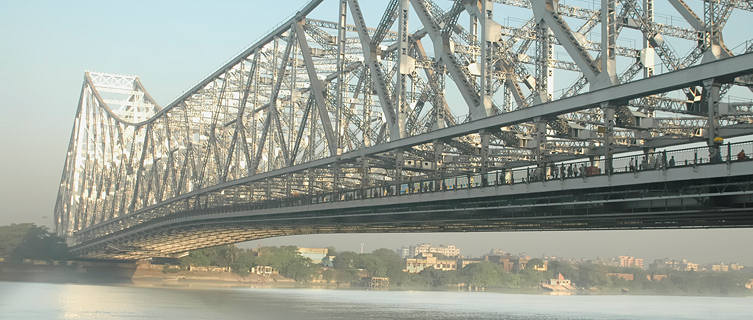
[2,281,753,319]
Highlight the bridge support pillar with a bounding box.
[434,139,444,191]
[480,130,490,186]
[534,117,547,180]
[360,156,369,190]
[336,0,347,154]
[333,163,341,198]
[704,79,722,163]
[603,102,615,175]
[395,151,404,195]
[642,0,655,78]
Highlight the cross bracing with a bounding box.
[55,0,753,257]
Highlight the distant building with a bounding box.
[607,273,635,281]
[683,260,699,272]
[368,277,390,289]
[398,247,411,259]
[514,256,530,272]
[543,273,573,288]
[531,260,548,272]
[649,258,674,270]
[483,253,527,272]
[251,265,278,276]
[321,255,335,268]
[404,253,457,273]
[646,274,668,281]
[489,249,507,256]
[458,258,482,269]
[407,243,460,258]
[746,279,753,290]
[618,256,644,269]
[297,247,328,264]
[711,263,730,272]
[731,263,745,271]
[187,265,231,273]
[650,258,698,272]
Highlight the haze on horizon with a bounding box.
[0,0,751,266]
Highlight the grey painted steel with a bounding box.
[55,0,753,259]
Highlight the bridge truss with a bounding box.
[55,0,753,259]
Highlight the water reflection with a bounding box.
[1,281,752,320]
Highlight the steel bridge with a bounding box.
[55,0,753,259]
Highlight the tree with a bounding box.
[180,245,243,267]
[369,248,408,284]
[548,260,576,278]
[253,246,320,282]
[322,268,337,283]
[333,251,360,269]
[526,258,545,271]
[229,250,256,275]
[4,224,68,262]
[462,262,503,288]
[0,224,35,257]
[575,263,608,288]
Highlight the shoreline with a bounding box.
[2,262,751,298]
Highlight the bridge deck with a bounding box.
[72,153,753,259]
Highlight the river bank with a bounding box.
[2,261,752,297]
[0,261,298,288]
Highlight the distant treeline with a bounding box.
[0,223,69,262]
[178,245,753,296]
[1,225,750,296]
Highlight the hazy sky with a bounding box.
[0,0,751,265]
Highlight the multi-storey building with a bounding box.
[297,247,328,264]
[407,243,461,258]
[618,256,644,269]
[682,260,699,271]
[404,253,458,273]
[397,247,411,259]
[458,258,482,269]
[483,252,532,272]
[484,254,514,272]
[711,263,730,272]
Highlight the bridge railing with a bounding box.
[74,140,753,245]
[237,140,753,208]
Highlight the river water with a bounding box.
[1,281,751,319]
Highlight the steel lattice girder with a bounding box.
[56,0,753,254]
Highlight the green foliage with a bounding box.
[548,260,576,278]
[180,245,239,268]
[178,245,320,281]
[0,224,35,257]
[333,251,360,269]
[404,268,460,289]
[254,246,318,281]
[0,223,68,262]
[331,249,408,285]
[462,262,504,288]
[526,258,545,270]
[334,268,360,283]
[574,262,609,288]
[173,244,753,295]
